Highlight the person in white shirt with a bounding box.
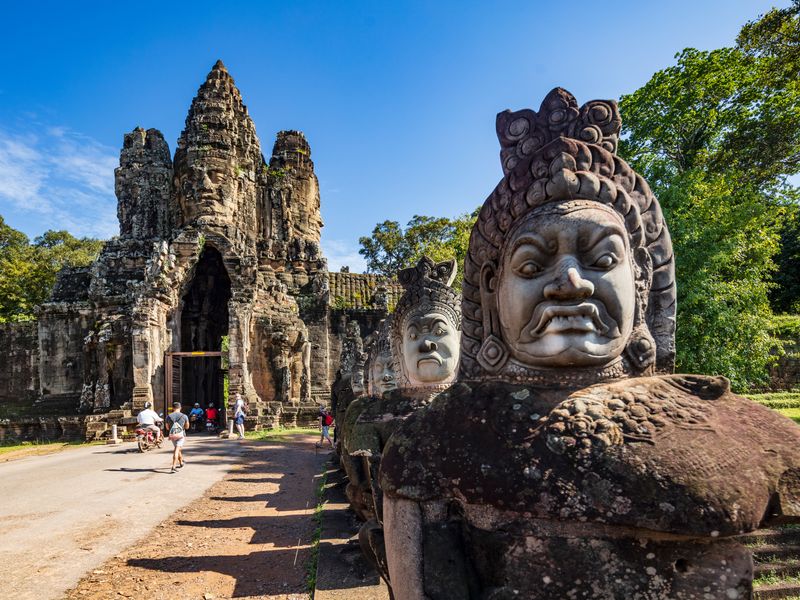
[137,402,163,442]
[233,392,246,440]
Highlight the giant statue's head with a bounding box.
[460,88,676,382]
[391,257,462,387]
[366,319,398,396]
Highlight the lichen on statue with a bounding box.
[379,88,800,600]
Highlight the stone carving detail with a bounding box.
[545,375,719,457]
[378,88,800,600]
[366,319,397,396]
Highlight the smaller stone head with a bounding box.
[392,257,462,387]
[366,320,398,395]
[351,351,368,396]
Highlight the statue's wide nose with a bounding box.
[420,339,437,353]
[544,263,594,300]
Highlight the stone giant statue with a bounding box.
[379,88,800,599]
[349,257,462,591]
[340,319,397,521]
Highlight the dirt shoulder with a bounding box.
[66,434,329,600]
[0,441,100,463]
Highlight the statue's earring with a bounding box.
[477,261,509,373]
[626,247,655,373]
[478,335,509,373]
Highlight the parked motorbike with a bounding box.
[135,426,162,452]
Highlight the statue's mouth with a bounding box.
[417,356,442,367]
[525,302,611,339]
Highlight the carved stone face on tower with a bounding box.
[172,61,261,230]
[392,257,462,387]
[495,201,636,368]
[176,155,238,221]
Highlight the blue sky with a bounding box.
[0,0,785,271]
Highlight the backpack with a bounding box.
[324,413,333,426]
[168,415,185,441]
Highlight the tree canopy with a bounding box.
[618,2,800,389]
[358,210,477,288]
[0,216,104,322]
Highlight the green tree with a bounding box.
[619,3,800,389]
[0,216,104,322]
[358,210,478,287]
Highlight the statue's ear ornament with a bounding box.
[477,335,509,373]
[625,326,657,372]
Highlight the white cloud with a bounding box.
[0,126,118,238]
[321,238,367,273]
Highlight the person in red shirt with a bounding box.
[205,403,219,430]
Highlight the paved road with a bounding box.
[0,435,246,600]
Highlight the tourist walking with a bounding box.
[233,392,246,439]
[166,401,189,473]
[316,406,333,448]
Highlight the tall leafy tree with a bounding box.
[358,210,478,288]
[0,216,104,322]
[619,2,800,389]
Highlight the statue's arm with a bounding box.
[384,497,431,600]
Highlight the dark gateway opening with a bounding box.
[179,245,231,409]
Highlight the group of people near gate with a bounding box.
[135,391,249,473]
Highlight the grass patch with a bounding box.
[306,466,329,597]
[776,408,800,424]
[0,439,98,455]
[755,571,800,587]
[745,392,800,409]
[245,427,319,443]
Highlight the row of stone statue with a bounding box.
[330,88,800,600]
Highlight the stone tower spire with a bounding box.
[172,60,265,235]
[264,130,324,266]
[115,127,172,239]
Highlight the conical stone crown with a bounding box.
[172,60,265,231]
[175,60,262,167]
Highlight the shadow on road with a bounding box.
[121,437,328,598]
[104,467,173,474]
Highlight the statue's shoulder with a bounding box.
[544,374,800,534]
[382,374,800,535]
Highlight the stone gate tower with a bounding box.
[0,61,401,437]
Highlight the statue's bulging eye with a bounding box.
[592,254,617,269]
[514,261,543,278]
[435,327,446,336]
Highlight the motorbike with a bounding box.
[135,425,163,452]
[205,417,219,434]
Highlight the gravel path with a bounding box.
[65,434,328,600]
